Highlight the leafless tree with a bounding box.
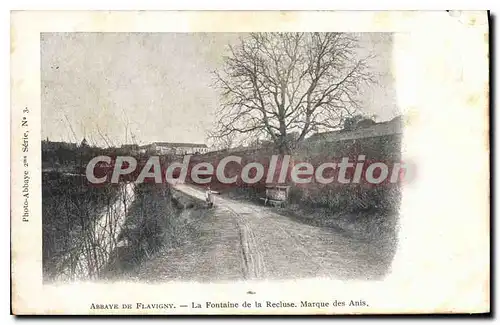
[209,134,234,151]
[211,32,375,154]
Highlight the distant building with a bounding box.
[80,138,89,148]
[42,140,78,152]
[306,116,402,143]
[145,142,209,155]
[138,145,147,154]
[120,144,140,155]
[355,118,377,129]
[343,115,376,131]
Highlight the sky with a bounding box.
[41,32,398,147]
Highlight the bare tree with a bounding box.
[209,134,234,152]
[211,32,375,154]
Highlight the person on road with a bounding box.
[205,185,214,208]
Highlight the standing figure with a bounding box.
[205,185,214,208]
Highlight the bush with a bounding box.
[290,184,400,214]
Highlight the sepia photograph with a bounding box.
[41,32,402,284]
[11,11,489,315]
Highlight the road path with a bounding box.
[132,184,393,282]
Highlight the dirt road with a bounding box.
[131,184,394,282]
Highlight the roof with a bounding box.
[307,116,402,142]
[152,142,208,148]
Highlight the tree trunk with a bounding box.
[276,135,290,155]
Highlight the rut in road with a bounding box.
[174,184,266,280]
[224,205,266,279]
[171,184,394,281]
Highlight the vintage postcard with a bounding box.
[11,11,490,315]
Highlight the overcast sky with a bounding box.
[41,32,398,147]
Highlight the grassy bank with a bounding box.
[102,183,208,280]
